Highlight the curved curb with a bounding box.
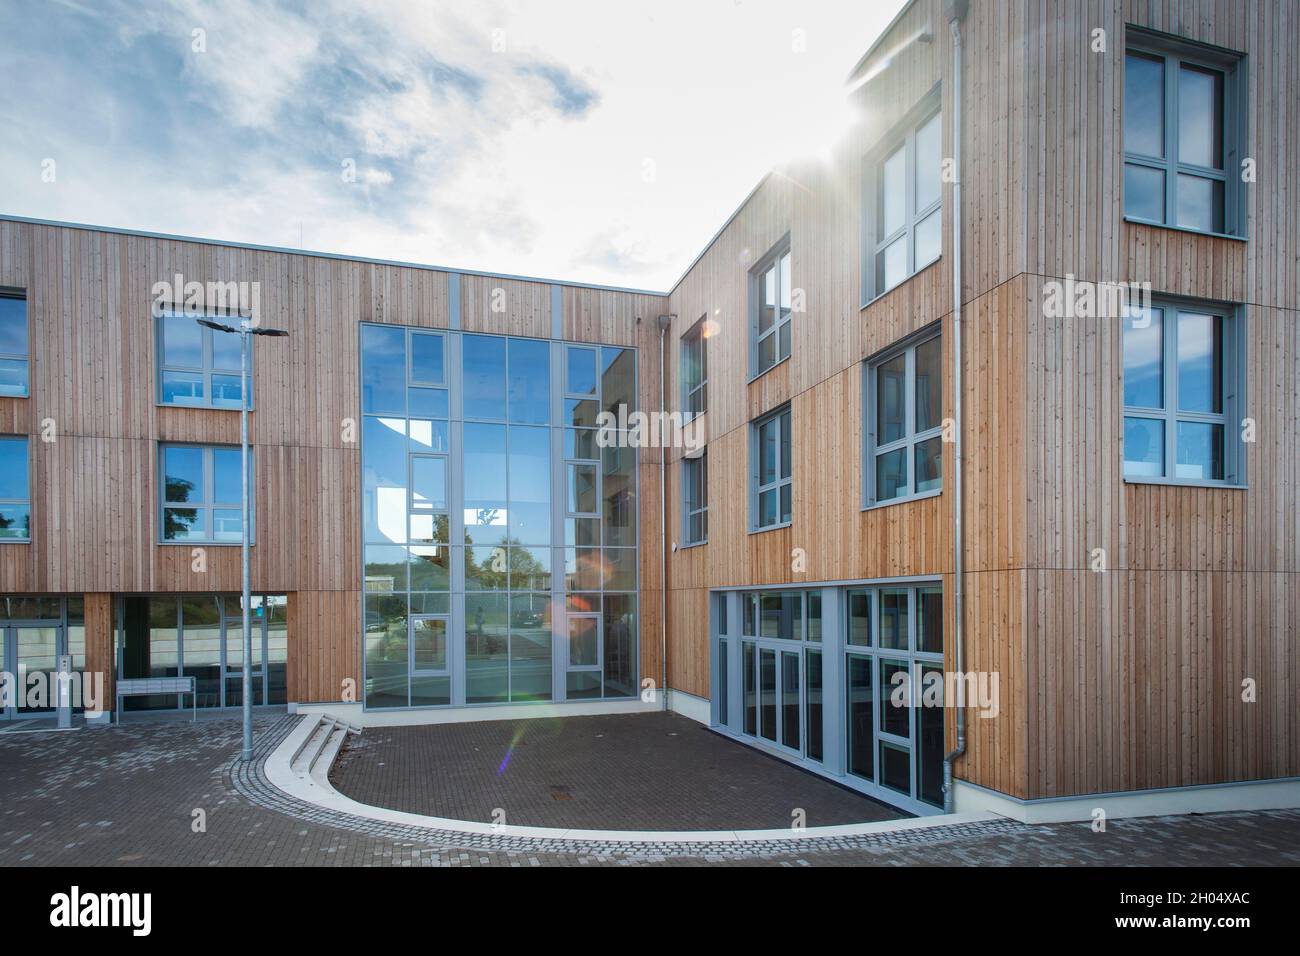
[258,714,1008,848]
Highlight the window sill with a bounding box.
[859,256,943,311]
[156,402,255,412]
[861,487,942,512]
[679,539,708,551]
[1123,476,1247,490]
[748,520,791,535]
[0,538,31,544]
[746,354,790,386]
[157,540,254,547]
[1122,217,1247,243]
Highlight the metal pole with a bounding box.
[240,326,252,761]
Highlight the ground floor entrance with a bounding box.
[116,594,287,711]
[0,596,87,721]
[712,581,946,815]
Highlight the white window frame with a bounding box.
[1123,28,1244,237]
[861,90,942,305]
[682,451,708,547]
[681,316,708,418]
[0,290,30,399]
[158,443,255,544]
[1121,297,1245,487]
[749,241,792,379]
[750,405,792,532]
[863,327,943,508]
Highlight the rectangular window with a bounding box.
[1123,300,1241,484]
[750,243,792,377]
[681,316,708,417]
[864,328,943,506]
[1123,31,1242,235]
[0,436,31,540]
[159,444,254,543]
[156,311,251,409]
[751,405,792,530]
[864,102,942,300]
[0,292,30,398]
[682,452,708,546]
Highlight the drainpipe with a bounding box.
[942,0,968,814]
[656,313,675,711]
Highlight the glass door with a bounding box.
[3,625,61,718]
[222,609,265,708]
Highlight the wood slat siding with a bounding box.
[0,219,667,703]
[661,0,1297,798]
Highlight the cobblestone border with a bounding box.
[228,716,1027,860]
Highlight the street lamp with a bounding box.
[197,317,288,761]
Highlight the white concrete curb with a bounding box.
[262,714,1002,845]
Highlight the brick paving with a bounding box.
[328,712,903,830]
[0,712,1297,866]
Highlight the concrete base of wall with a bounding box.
[665,688,710,724]
[954,776,1300,823]
[293,695,664,728]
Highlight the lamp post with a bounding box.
[197,317,288,761]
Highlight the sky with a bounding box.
[0,0,906,291]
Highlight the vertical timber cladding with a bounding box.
[0,216,667,706]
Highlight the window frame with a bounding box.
[862,326,944,509]
[1122,27,1245,238]
[680,315,708,418]
[750,404,792,532]
[681,450,708,547]
[158,443,256,545]
[155,309,254,410]
[860,88,943,305]
[749,240,793,379]
[0,435,31,542]
[0,290,30,399]
[1121,297,1245,488]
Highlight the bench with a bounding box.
[115,676,197,723]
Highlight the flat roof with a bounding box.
[0,213,670,298]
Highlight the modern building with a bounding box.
[0,0,1296,821]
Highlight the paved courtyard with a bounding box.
[329,712,903,830]
[0,712,1296,866]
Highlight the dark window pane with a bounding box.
[508,338,550,424]
[1124,163,1165,222]
[1124,52,1165,157]
[880,660,911,738]
[743,642,757,735]
[462,334,506,419]
[602,444,636,546]
[1178,63,1223,169]
[805,649,823,762]
[1123,416,1165,478]
[879,589,909,650]
[875,447,907,501]
[847,590,871,646]
[1176,174,1224,233]
[361,324,406,415]
[915,336,942,432]
[603,593,637,698]
[1176,421,1224,481]
[914,436,942,494]
[917,587,943,653]
[877,352,906,444]
[465,593,509,703]
[1123,308,1164,408]
[781,650,800,749]
[919,664,946,806]
[162,314,203,367]
[1177,313,1222,413]
[879,741,911,795]
[409,331,445,385]
[847,655,874,780]
[163,446,203,502]
[601,347,635,416]
[0,297,28,354]
[566,346,597,396]
[759,648,777,741]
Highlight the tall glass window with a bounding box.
[751,245,792,377]
[361,326,637,709]
[751,405,792,530]
[0,436,30,541]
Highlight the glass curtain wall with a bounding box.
[361,324,638,710]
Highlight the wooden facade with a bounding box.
[0,221,668,706]
[0,0,1294,804]
[662,0,1298,801]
